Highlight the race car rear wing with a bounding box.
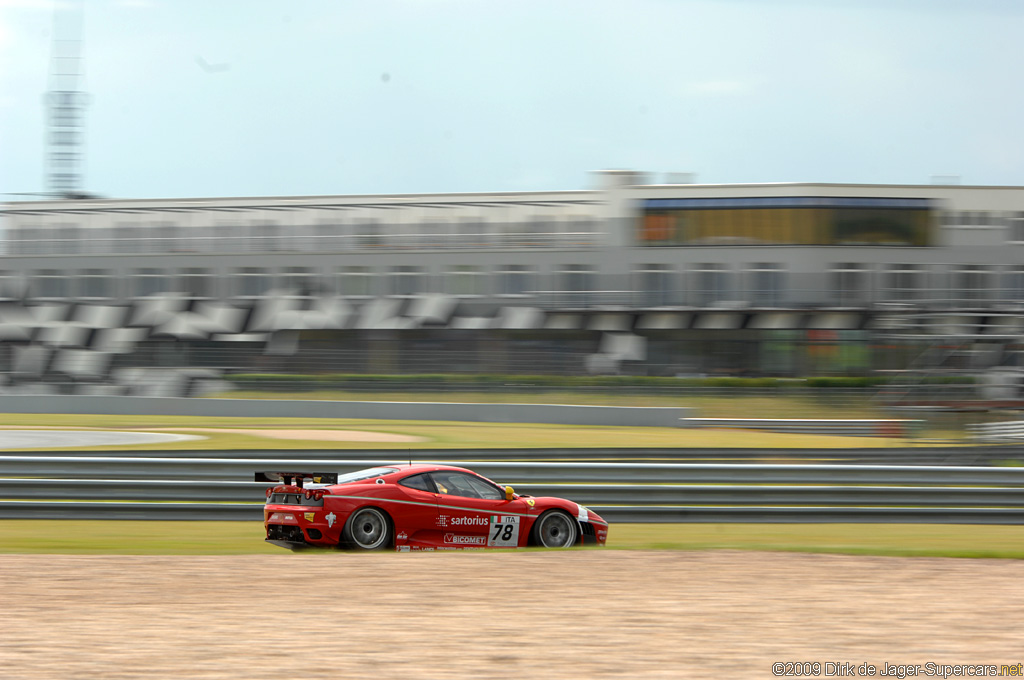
[255,472,339,486]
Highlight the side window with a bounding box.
[431,472,502,500]
[464,475,503,500]
[399,473,434,492]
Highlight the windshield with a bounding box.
[333,467,399,484]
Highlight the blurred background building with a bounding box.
[1,169,1023,401]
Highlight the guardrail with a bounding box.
[16,446,1020,466]
[5,478,1024,506]
[6,456,1024,484]
[970,420,1024,443]
[4,454,1024,523]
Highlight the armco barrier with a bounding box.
[4,502,1024,524]
[970,420,1024,443]
[24,446,1007,466]
[0,500,260,521]
[0,395,688,427]
[28,446,1013,466]
[5,456,1024,485]
[4,455,1024,523]
[591,506,1024,524]
[5,478,1024,507]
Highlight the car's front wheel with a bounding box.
[530,510,578,548]
[342,507,392,550]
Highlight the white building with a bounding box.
[1,170,1023,388]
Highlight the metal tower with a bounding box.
[44,0,88,197]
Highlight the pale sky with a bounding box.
[2,0,1023,199]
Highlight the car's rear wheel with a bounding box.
[531,510,578,548]
[342,507,392,550]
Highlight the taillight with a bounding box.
[313,490,324,501]
[304,489,313,500]
[265,488,272,499]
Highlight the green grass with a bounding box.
[0,520,280,554]
[610,523,1024,559]
[0,412,932,450]
[2,521,1022,558]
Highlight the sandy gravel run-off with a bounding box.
[2,550,1023,679]
[160,427,425,442]
[0,430,204,449]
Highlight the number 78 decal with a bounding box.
[488,515,520,547]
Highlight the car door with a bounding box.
[429,471,531,549]
[392,471,441,549]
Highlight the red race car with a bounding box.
[256,463,608,551]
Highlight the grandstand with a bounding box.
[2,170,1023,397]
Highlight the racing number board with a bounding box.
[488,515,520,547]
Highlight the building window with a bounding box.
[134,268,169,297]
[8,228,27,255]
[80,269,113,299]
[638,213,675,245]
[114,223,143,255]
[34,270,68,299]
[458,217,485,247]
[14,228,43,255]
[1003,266,1024,303]
[956,265,991,303]
[184,226,215,253]
[146,223,178,253]
[633,264,674,307]
[419,218,450,249]
[391,266,424,297]
[179,268,214,299]
[81,228,113,255]
[562,264,593,292]
[36,227,58,255]
[498,265,532,296]
[558,264,594,307]
[1009,213,1024,242]
[355,220,383,248]
[831,263,870,306]
[949,211,1002,228]
[281,267,318,296]
[448,265,485,297]
[0,272,20,298]
[639,198,930,246]
[252,221,280,252]
[236,267,272,298]
[315,219,345,251]
[339,266,375,298]
[695,263,731,306]
[748,263,785,307]
[503,219,544,248]
[531,215,559,246]
[214,221,244,253]
[989,212,1009,229]
[568,216,599,246]
[884,264,923,302]
[55,224,80,255]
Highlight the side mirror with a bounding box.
[505,486,515,502]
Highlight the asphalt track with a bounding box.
[0,430,203,449]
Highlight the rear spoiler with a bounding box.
[255,472,339,486]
